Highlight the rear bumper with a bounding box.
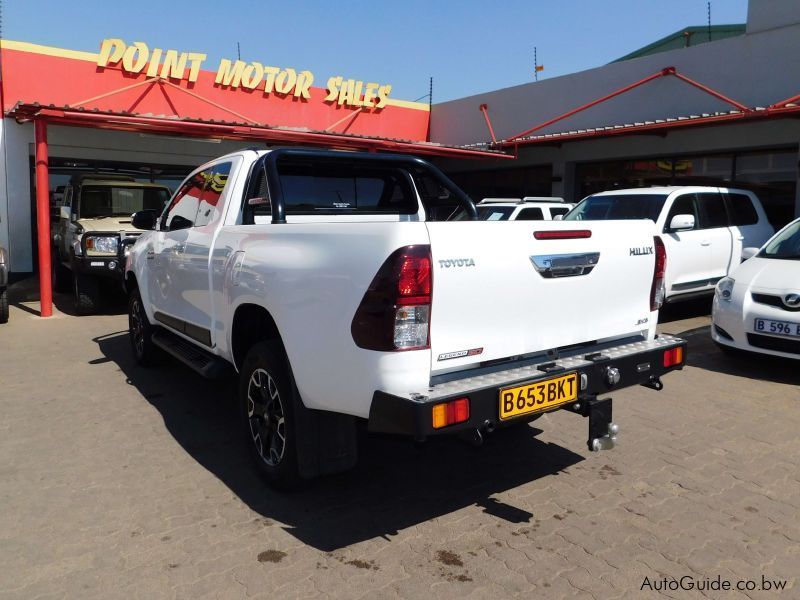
[367,334,686,439]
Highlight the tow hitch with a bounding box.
[566,397,618,452]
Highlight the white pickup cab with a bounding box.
[125,149,686,486]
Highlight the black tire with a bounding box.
[0,288,8,324]
[239,341,300,488]
[51,252,72,293]
[73,273,100,315]
[128,288,161,366]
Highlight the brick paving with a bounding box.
[1,291,798,599]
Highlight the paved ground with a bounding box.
[1,285,798,599]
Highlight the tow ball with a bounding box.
[567,397,618,452]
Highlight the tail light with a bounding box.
[663,346,683,367]
[351,245,432,351]
[650,236,666,311]
[432,398,470,429]
[534,229,592,240]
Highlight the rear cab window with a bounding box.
[515,207,544,221]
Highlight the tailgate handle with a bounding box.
[530,252,600,278]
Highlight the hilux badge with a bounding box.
[630,246,654,256]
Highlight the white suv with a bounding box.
[450,197,574,221]
[565,186,775,301]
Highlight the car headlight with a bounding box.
[716,277,735,301]
[86,235,119,255]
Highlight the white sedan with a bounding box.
[712,218,800,359]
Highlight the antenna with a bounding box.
[534,46,538,82]
[428,76,433,110]
[237,42,241,60]
[707,2,712,42]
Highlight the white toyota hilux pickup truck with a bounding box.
[125,148,686,487]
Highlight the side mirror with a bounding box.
[553,214,563,221]
[741,247,759,261]
[669,214,695,232]
[60,206,71,220]
[132,209,158,231]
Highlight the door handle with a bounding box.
[737,236,744,241]
[700,241,711,246]
[146,249,155,260]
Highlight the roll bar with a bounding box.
[250,148,478,224]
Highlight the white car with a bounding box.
[565,186,775,301]
[712,218,800,359]
[124,148,686,486]
[450,197,574,221]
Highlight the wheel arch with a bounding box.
[231,303,285,371]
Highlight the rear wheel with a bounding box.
[239,341,300,488]
[74,273,100,315]
[128,288,160,366]
[0,288,8,324]
[51,251,72,293]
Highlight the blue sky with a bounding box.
[4,0,749,103]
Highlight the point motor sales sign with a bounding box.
[97,38,394,109]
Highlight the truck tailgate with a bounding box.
[425,220,657,373]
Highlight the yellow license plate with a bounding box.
[499,372,578,421]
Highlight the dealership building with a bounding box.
[1,0,800,286]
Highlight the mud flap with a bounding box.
[289,371,358,479]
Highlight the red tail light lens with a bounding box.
[534,230,592,240]
[650,236,667,311]
[663,347,684,367]
[397,252,432,304]
[432,397,470,429]
[351,245,432,351]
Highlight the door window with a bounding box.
[725,192,758,226]
[665,194,699,232]
[194,162,232,228]
[698,192,729,229]
[161,170,208,231]
[515,207,544,220]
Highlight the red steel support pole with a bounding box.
[479,104,497,144]
[505,69,668,142]
[34,119,53,317]
[669,71,751,112]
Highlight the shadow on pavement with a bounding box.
[670,322,800,386]
[92,330,584,552]
[658,296,713,324]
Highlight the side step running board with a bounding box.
[151,329,233,379]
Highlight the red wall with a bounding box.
[0,43,430,141]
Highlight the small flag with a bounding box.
[535,65,544,72]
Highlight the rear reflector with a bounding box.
[534,230,592,240]
[663,347,684,367]
[432,397,470,429]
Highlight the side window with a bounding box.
[245,166,272,224]
[725,192,758,226]
[161,170,208,231]
[515,207,544,220]
[665,194,699,231]
[194,162,232,228]
[549,207,569,218]
[698,192,729,229]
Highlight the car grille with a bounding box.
[751,293,800,312]
[746,333,800,355]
